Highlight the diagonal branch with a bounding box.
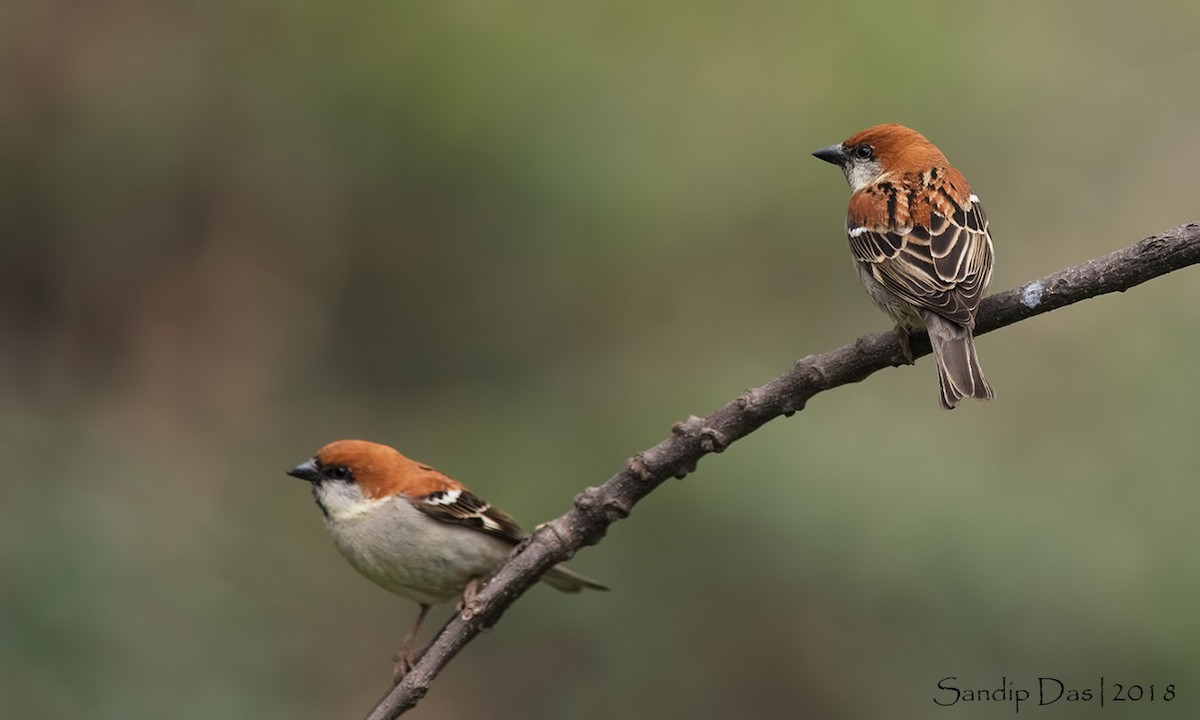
[366,221,1200,719]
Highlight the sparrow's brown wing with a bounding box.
[410,468,609,593]
[848,181,993,328]
[411,487,528,544]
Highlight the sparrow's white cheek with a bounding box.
[844,158,884,193]
[313,481,384,521]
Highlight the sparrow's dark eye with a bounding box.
[854,144,874,160]
[326,465,351,481]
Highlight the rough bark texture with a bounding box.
[366,221,1200,720]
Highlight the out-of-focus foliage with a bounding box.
[3,2,1199,718]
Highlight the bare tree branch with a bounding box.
[366,221,1200,719]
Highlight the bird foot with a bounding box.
[392,651,414,683]
[456,577,483,618]
[894,325,915,365]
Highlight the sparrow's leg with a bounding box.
[894,324,915,365]
[393,603,431,682]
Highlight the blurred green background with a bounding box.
[3,2,1199,718]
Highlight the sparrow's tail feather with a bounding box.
[541,564,609,593]
[922,312,995,410]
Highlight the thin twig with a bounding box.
[366,221,1200,719]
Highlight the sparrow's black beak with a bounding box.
[287,458,323,483]
[812,144,847,167]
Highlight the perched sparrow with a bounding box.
[287,439,607,678]
[813,123,995,409]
